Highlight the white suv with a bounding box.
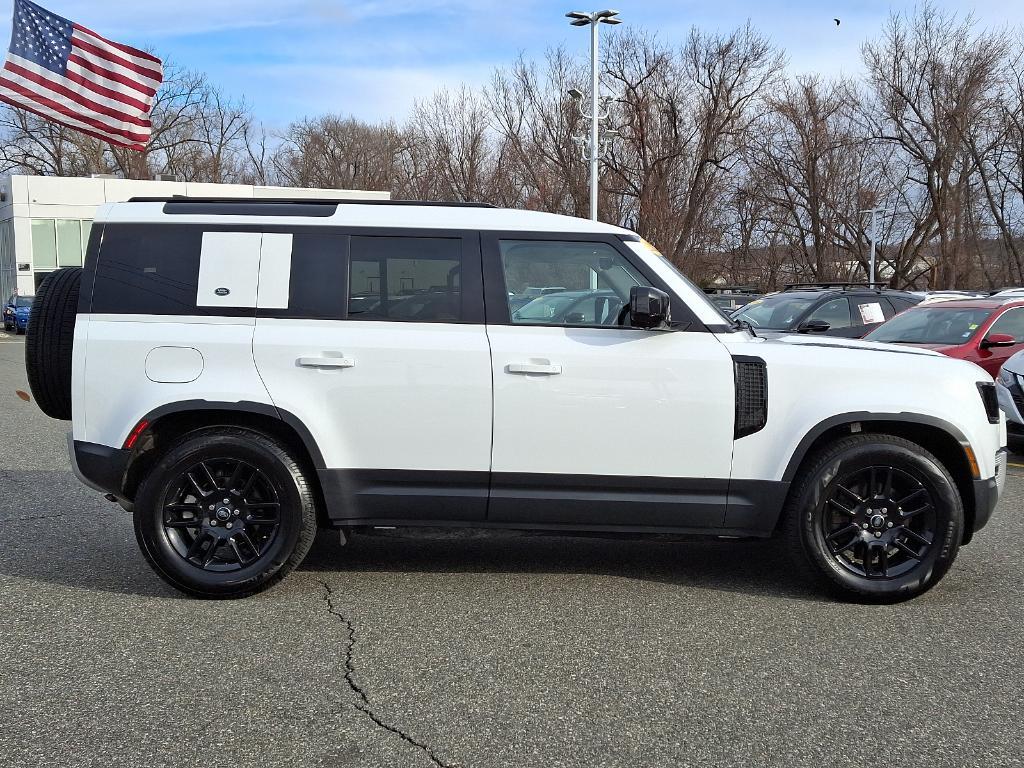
[25,198,1007,601]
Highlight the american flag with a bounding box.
[0,0,162,150]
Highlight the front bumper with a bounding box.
[68,433,130,497]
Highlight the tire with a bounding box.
[133,427,318,598]
[25,267,82,420]
[779,434,963,603]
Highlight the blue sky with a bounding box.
[3,1,1022,130]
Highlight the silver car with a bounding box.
[996,349,1024,445]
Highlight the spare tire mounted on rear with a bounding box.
[25,266,82,421]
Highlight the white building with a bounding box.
[0,175,390,299]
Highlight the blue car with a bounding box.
[2,294,33,334]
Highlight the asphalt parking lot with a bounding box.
[2,330,1023,768]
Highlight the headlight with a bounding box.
[999,367,1018,387]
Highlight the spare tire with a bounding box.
[26,267,82,420]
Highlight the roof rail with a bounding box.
[125,195,497,208]
[783,281,888,291]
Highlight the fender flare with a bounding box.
[134,399,326,469]
[781,411,972,482]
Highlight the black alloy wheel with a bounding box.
[816,465,937,580]
[781,434,963,602]
[162,458,282,572]
[134,427,317,598]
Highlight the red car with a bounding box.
[864,298,1024,376]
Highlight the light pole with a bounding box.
[566,9,621,221]
[860,207,884,285]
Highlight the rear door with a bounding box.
[252,229,493,523]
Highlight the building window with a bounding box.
[31,219,57,269]
[56,219,83,267]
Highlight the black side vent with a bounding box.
[977,381,1000,424]
[734,356,768,439]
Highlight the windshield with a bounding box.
[14,296,33,308]
[732,294,818,330]
[864,307,993,345]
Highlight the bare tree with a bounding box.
[861,2,1010,288]
[603,25,783,282]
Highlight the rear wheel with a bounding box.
[781,434,963,603]
[134,427,318,598]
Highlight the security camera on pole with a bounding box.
[566,9,621,222]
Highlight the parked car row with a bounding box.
[3,294,33,334]
[731,283,921,338]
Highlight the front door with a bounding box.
[253,230,493,523]
[483,235,736,528]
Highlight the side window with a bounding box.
[878,298,898,320]
[854,299,887,326]
[499,240,649,326]
[889,296,918,314]
[91,224,205,314]
[348,236,462,323]
[988,308,1024,341]
[807,297,851,328]
[286,233,346,319]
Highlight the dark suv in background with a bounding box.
[731,283,921,338]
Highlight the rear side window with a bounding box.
[91,225,206,315]
[284,233,346,319]
[348,236,462,322]
[889,296,919,313]
[853,299,887,326]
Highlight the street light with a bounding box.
[566,9,622,221]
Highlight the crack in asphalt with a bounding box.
[318,580,458,768]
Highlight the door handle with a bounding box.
[297,356,355,369]
[506,362,562,375]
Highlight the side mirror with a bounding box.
[628,286,671,329]
[564,312,586,324]
[981,333,1016,349]
[798,319,831,334]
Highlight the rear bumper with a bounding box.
[970,448,1007,538]
[67,433,130,497]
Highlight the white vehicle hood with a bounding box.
[759,334,944,357]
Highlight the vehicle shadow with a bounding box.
[299,527,832,604]
[0,470,828,602]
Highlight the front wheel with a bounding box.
[134,427,318,598]
[781,434,963,603]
